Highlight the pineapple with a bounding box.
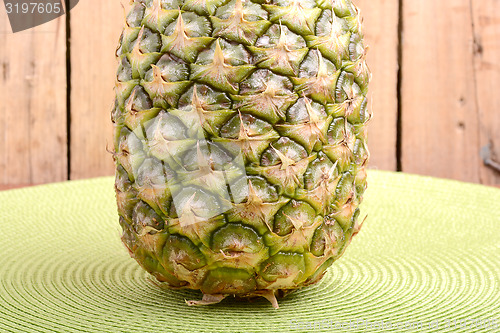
[112,0,370,308]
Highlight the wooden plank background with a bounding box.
[357,0,399,172]
[69,0,123,179]
[0,4,67,185]
[472,0,500,185]
[0,0,499,187]
[401,0,482,182]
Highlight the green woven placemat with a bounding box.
[1,171,499,332]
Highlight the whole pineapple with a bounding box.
[113,0,370,308]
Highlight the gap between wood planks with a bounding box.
[65,0,72,181]
[396,0,403,171]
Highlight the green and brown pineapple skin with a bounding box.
[112,0,370,307]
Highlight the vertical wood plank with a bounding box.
[0,9,67,185]
[69,0,124,179]
[471,1,500,185]
[356,0,399,171]
[401,0,481,182]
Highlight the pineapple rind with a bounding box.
[113,0,370,307]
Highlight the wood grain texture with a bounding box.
[400,0,481,182]
[0,10,67,185]
[1,0,499,186]
[471,1,500,185]
[69,0,124,179]
[0,184,34,191]
[356,0,399,171]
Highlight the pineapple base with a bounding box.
[150,265,326,309]
[121,213,362,308]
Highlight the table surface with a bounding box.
[1,171,499,333]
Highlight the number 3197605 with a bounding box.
[5,2,62,14]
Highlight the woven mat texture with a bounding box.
[1,171,499,332]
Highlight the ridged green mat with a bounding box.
[1,171,499,333]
